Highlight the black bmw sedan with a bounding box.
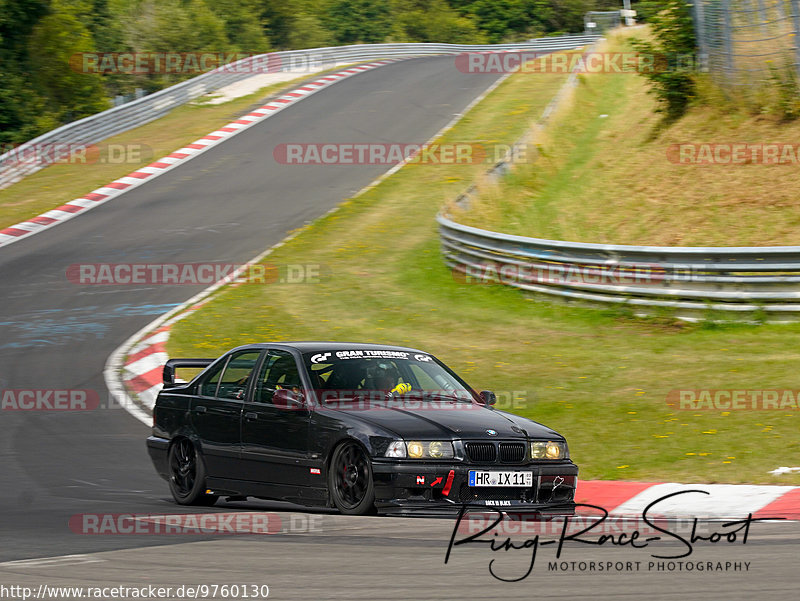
[147,342,578,515]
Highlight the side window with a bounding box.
[255,350,302,404]
[215,351,263,400]
[199,360,227,397]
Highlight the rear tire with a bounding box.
[168,439,219,506]
[328,441,376,515]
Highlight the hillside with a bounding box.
[453,31,800,247]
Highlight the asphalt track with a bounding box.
[0,55,798,599]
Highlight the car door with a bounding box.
[190,349,262,476]
[240,349,311,487]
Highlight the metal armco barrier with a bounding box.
[0,35,597,189]
[438,213,800,320]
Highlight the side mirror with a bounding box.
[273,388,306,410]
[479,390,496,407]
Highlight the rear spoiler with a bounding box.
[163,358,215,388]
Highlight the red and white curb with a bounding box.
[118,295,215,411]
[0,60,398,249]
[576,479,799,520]
[120,326,171,410]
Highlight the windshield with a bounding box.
[302,350,475,403]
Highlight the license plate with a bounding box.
[468,470,533,487]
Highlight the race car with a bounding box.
[147,342,578,515]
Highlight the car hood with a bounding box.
[325,401,564,440]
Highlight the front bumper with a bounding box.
[371,460,578,515]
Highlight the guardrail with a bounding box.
[438,214,800,320]
[0,35,598,189]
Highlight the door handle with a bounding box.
[195,405,207,414]
[244,412,258,421]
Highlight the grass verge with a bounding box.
[166,45,800,485]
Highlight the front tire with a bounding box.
[168,439,218,506]
[328,441,375,515]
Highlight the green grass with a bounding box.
[0,70,344,230]
[164,48,800,486]
[454,31,800,246]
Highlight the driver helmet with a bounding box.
[367,361,400,390]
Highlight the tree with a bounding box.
[206,0,270,51]
[120,0,230,91]
[27,3,109,124]
[324,0,392,44]
[393,0,486,43]
[187,0,231,51]
[531,0,597,35]
[260,0,300,49]
[287,12,334,49]
[0,0,52,142]
[0,0,49,61]
[462,0,529,43]
[0,66,52,144]
[630,0,697,121]
[123,0,227,54]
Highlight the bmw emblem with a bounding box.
[486,429,497,436]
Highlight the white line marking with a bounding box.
[0,554,105,568]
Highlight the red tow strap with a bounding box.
[442,469,455,496]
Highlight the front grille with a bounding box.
[499,442,526,463]
[465,441,527,463]
[465,442,497,462]
[459,483,536,503]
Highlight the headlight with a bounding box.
[385,440,454,459]
[428,441,447,459]
[531,440,568,460]
[385,440,406,458]
[408,441,424,458]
